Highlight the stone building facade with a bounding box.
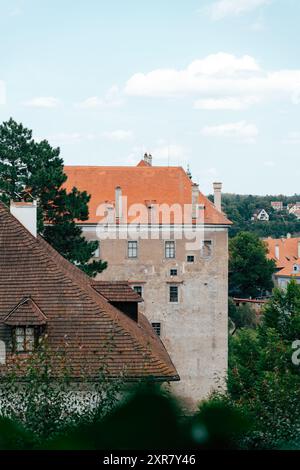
[64,155,231,408]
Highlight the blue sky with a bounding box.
[0,0,300,194]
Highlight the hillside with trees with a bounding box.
[208,193,300,238]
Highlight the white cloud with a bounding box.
[207,0,271,21]
[201,121,258,142]
[194,95,260,110]
[125,52,300,109]
[101,130,134,141]
[23,97,60,108]
[76,85,123,109]
[0,80,6,105]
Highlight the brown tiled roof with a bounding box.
[4,297,47,326]
[63,163,231,225]
[0,201,179,381]
[92,281,143,302]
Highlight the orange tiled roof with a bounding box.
[63,162,231,225]
[265,237,300,269]
[275,259,300,278]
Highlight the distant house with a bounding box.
[288,203,300,220]
[271,201,283,211]
[252,208,270,221]
[275,262,300,289]
[265,236,300,289]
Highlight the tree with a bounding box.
[228,298,257,332]
[229,231,276,298]
[227,281,300,449]
[0,118,106,277]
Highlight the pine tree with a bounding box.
[0,118,107,277]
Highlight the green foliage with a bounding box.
[229,231,276,298]
[228,298,257,331]
[0,342,123,448]
[0,118,106,277]
[226,281,300,449]
[212,193,300,238]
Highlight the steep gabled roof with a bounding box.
[4,297,47,326]
[63,164,231,225]
[92,281,143,302]
[0,201,179,381]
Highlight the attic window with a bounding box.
[13,326,36,353]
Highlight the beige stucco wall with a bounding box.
[83,226,228,410]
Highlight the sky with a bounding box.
[0,0,300,195]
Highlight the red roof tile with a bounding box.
[0,201,178,381]
[63,163,231,225]
[265,237,300,269]
[92,281,143,302]
[4,297,47,326]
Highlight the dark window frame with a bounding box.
[169,285,179,303]
[133,285,143,297]
[151,322,161,337]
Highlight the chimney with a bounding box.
[115,186,122,222]
[144,153,152,166]
[10,200,37,237]
[275,244,280,260]
[298,240,300,259]
[192,183,199,220]
[213,182,222,212]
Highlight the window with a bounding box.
[187,255,195,263]
[128,241,138,258]
[165,241,175,259]
[170,269,178,276]
[92,240,100,258]
[14,327,35,353]
[133,285,143,297]
[169,285,178,303]
[202,240,212,258]
[152,322,161,337]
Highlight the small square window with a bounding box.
[169,285,178,303]
[170,269,178,276]
[165,241,175,259]
[128,241,138,258]
[133,285,143,297]
[187,255,195,263]
[152,322,161,337]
